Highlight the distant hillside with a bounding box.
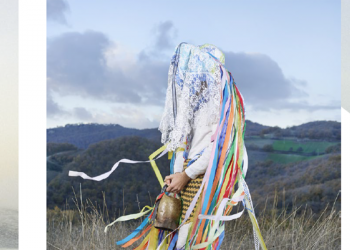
[47,123,161,149]
[244,120,270,136]
[47,134,340,215]
[260,120,341,141]
[246,153,341,214]
[47,120,341,215]
[292,120,341,140]
[47,120,341,149]
[47,137,171,214]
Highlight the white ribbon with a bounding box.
[68,148,168,181]
[198,194,245,221]
[243,143,248,176]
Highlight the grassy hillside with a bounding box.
[266,153,322,164]
[47,137,171,215]
[246,153,341,214]
[272,140,337,154]
[46,120,341,249]
[47,137,340,215]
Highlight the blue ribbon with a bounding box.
[170,151,175,175]
[116,213,150,245]
[168,232,178,249]
[217,230,225,249]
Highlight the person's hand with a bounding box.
[164,172,191,194]
[164,173,179,186]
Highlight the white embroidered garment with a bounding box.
[158,43,225,153]
[173,123,218,179]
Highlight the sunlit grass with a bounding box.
[47,187,341,250]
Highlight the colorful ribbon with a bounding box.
[68,46,267,249]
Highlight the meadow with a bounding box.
[244,136,339,165]
[271,140,337,154]
[46,188,341,250]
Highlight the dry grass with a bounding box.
[47,186,341,250]
[221,191,341,250]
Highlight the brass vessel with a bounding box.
[154,193,181,231]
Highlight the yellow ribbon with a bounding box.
[149,144,168,188]
[168,151,173,159]
[245,197,268,250]
[148,227,159,249]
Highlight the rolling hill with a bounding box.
[47,120,341,216]
[47,120,341,149]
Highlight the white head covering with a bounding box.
[158,42,225,151]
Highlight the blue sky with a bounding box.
[47,0,341,129]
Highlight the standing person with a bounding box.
[160,43,224,249]
[159,42,266,250]
[69,42,267,250]
[163,122,218,250]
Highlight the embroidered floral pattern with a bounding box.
[159,43,225,152]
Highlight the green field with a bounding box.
[245,137,337,164]
[272,140,337,154]
[247,149,325,165]
[266,153,325,164]
[245,138,275,147]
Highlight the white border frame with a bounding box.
[19,0,46,249]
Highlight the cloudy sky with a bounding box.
[47,0,340,129]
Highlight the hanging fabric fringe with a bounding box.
[68,44,267,250]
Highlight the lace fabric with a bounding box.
[159,43,225,152]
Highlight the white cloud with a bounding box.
[47,22,340,128]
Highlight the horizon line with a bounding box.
[46,119,341,130]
